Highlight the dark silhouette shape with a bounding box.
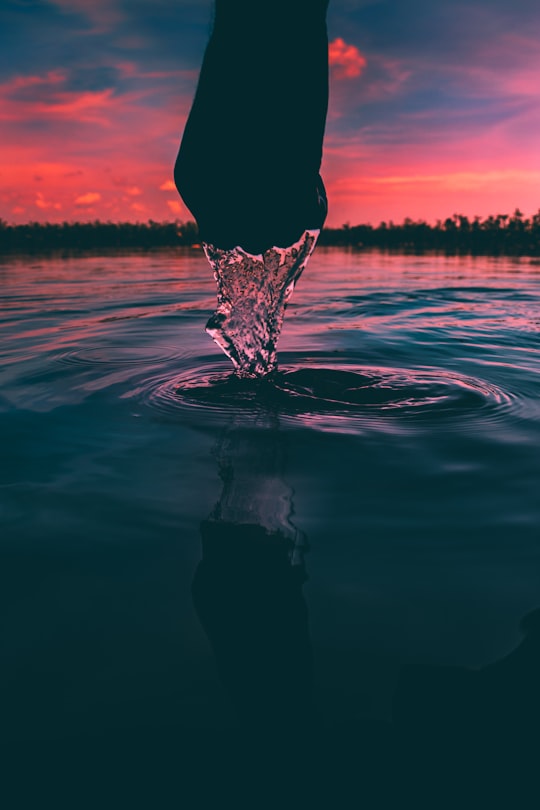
[188,408,399,808]
[174,1,330,375]
[174,0,329,255]
[4,210,540,255]
[393,608,540,808]
[191,410,312,734]
[191,521,315,806]
[192,521,313,729]
[190,407,540,809]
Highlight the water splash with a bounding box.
[203,229,319,378]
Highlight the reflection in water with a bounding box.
[193,522,312,731]
[191,411,316,802]
[200,410,307,560]
[191,406,540,806]
[3,247,540,807]
[393,607,540,807]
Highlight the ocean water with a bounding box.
[1,247,540,807]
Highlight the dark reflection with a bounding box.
[191,412,319,803]
[192,411,312,730]
[393,607,540,807]
[193,522,312,731]
[191,408,540,808]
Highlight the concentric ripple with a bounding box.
[136,352,516,433]
[57,345,184,367]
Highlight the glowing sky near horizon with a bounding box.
[2,0,540,227]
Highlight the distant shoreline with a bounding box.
[2,211,540,256]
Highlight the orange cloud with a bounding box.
[160,180,176,191]
[167,200,183,215]
[75,192,101,206]
[329,38,367,80]
[35,192,61,210]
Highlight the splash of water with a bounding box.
[203,229,319,378]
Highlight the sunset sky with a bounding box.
[2,0,540,227]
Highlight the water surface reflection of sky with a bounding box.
[1,247,539,807]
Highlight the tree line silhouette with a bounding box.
[2,210,540,255]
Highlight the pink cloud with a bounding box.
[329,38,367,80]
[0,70,117,126]
[0,62,195,222]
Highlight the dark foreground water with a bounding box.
[1,248,540,808]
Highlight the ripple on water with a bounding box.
[57,345,185,367]
[136,352,517,434]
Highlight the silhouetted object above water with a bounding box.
[174,0,329,255]
[173,0,329,376]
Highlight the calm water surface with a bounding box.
[1,248,540,806]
